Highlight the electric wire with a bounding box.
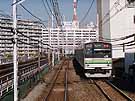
[98,1,130,42]
[16,30,52,48]
[41,0,51,18]
[98,0,120,27]
[19,3,47,29]
[80,0,95,24]
[102,3,128,26]
[98,2,129,31]
[45,0,55,17]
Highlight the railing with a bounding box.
[0,56,35,65]
[0,72,13,98]
[0,58,13,65]
[0,57,48,98]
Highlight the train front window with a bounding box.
[85,48,93,58]
[94,50,111,58]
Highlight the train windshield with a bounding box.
[94,49,111,58]
[93,43,111,58]
[84,42,112,58]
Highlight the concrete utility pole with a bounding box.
[52,14,54,28]
[12,0,26,100]
[27,31,29,58]
[57,27,60,61]
[48,16,51,66]
[97,14,99,41]
[41,28,43,56]
[13,0,18,101]
[52,50,54,67]
[38,42,41,73]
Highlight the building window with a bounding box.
[127,1,135,8]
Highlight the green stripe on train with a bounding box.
[84,60,112,64]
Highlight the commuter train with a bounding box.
[75,42,112,78]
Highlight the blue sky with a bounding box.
[0,0,97,25]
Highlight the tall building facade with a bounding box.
[0,17,43,58]
[0,17,97,58]
[97,0,135,58]
[43,24,97,54]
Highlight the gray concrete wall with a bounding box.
[125,53,135,73]
[97,0,110,40]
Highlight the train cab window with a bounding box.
[94,50,111,58]
[85,49,93,58]
[104,51,111,58]
[94,51,104,58]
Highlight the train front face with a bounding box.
[84,42,112,78]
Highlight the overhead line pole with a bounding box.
[13,0,18,101]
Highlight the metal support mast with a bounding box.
[13,0,18,101]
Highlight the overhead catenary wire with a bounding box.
[98,1,130,42]
[0,21,52,49]
[18,4,56,49]
[49,0,66,55]
[19,3,47,29]
[49,0,63,28]
[1,3,53,49]
[114,40,135,46]
[18,3,63,51]
[79,0,95,24]
[45,0,55,17]
[112,40,135,47]
[0,27,53,49]
[18,39,49,49]
[42,0,63,27]
[16,29,52,48]
[99,33,135,42]
[98,0,120,27]
[98,33,135,48]
[99,2,129,30]
[41,0,51,18]
[102,3,128,27]
[50,0,63,27]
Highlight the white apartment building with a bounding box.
[42,22,97,54]
[0,17,43,57]
[0,17,97,58]
[97,0,135,58]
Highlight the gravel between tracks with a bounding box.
[21,59,135,101]
[37,59,109,101]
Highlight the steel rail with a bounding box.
[64,69,68,101]
[93,80,112,101]
[105,80,134,101]
[64,60,69,101]
[43,59,66,101]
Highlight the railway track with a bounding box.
[43,59,69,101]
[93,80,134,101]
